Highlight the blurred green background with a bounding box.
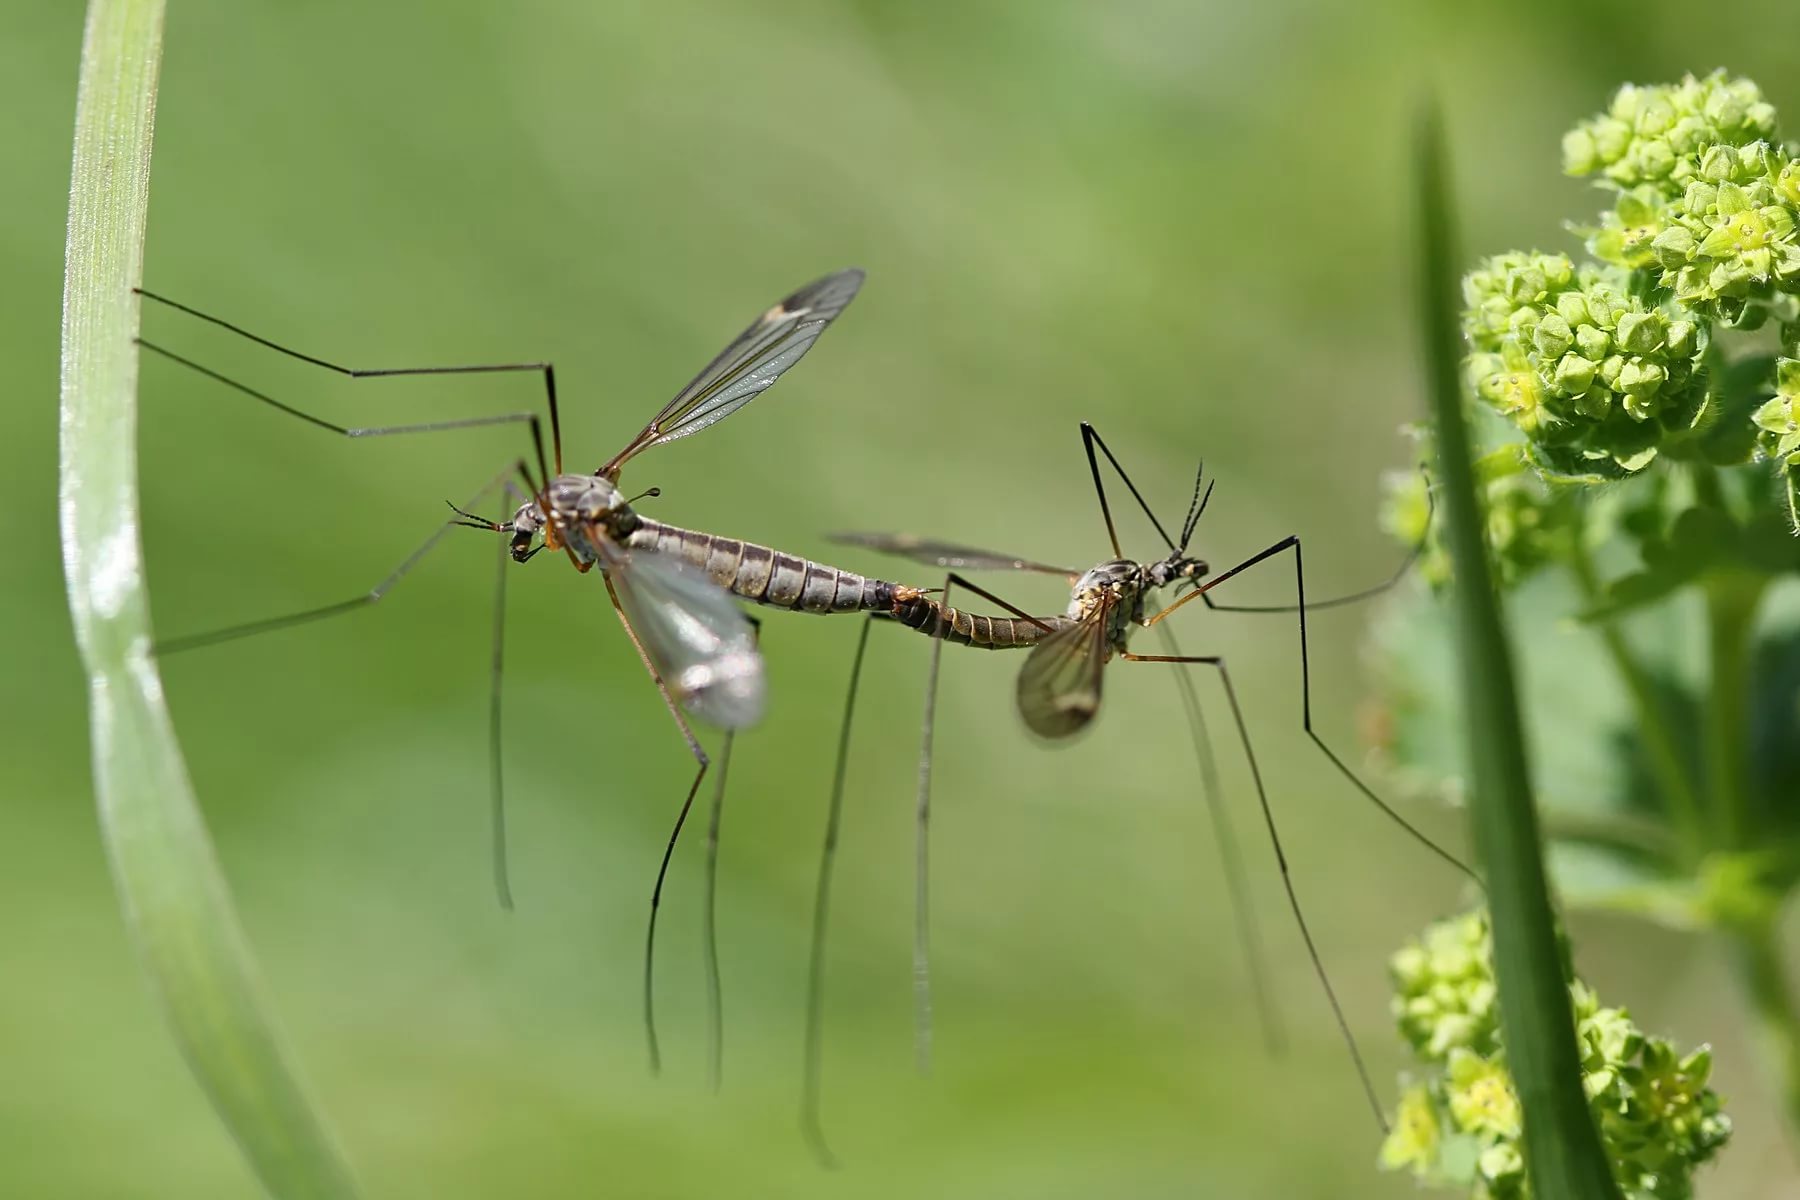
[8,1,1800,1195]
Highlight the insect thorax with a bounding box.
[1067,559,1151,629]
[540,473,637,563]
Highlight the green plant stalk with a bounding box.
[1413,102,1624,1199]
[1702,573,1763,852]
[1567,537,1706,858]
[60,1,361,1195]
[1731,913,1800,1139]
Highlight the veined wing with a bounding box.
[604,541,765,730]
[601,268,865,476]
[828,531,1077,576]
[1016,597,1112,739]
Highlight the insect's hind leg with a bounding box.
[605,576,712,1078]
[1148,534,1479,885]
[1121,648,1387,1131]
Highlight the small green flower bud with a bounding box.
[1576,322,1611,360]
[1556,290,1593,326]
[1562,127,1598,176]
[1653,224,1699,265]
[1698,143,1738,181]
[1554,352,1597,394]
[1614,310,1662,354]
[1533,313,1573,357]
[1666,318,1699,357]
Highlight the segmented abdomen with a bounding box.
[890,594,1071,650]
[626,518,897,614]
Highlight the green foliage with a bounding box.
[1380,912,1731,1200]
[1414,102,1625,1200]
[1379,71,1800,1175]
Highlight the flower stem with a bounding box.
[1730,914,1800,1144]
[1567,537,1705,860]
[1702,573,1762,851]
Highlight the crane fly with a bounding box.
[137,268,989,1083]
[798,422,1478,1164]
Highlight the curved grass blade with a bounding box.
[1413,99,1623,1200]
[60,2,362,1195]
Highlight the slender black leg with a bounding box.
[155,462,533,654]
[701,617,759,1094]
[1122,649,1387,1132]
[1197,467,1434,615]
[136,287,563,476]
[605,577,712,1078]
[801,614,877,1169]
[1153,622,1283,1055]
[1148,535,1479,885]
[1081,421,1181,552]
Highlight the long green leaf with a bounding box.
[59,2,362,1195]
[1412,102,1623,1199]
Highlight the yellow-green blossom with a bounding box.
[1379,1082,1442,1175]
[1447,1049,1522,1139]
[1380,910,1730,1199]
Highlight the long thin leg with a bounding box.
[138,341,555,499]
[1154,622,1282,1055]
[156,462,532,654]
[911,570,1052,1074]
[916,585,947,1075]
[137,287,564,473]
[702,618,759,1094]
[1122,650,1387,1131]
[1082,421,1179,553]
[1198,469,1434,615]
[1148,535,1479,885]
[605,576,712,1078]
[802,614,877,1169]
[488,491,519,911]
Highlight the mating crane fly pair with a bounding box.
[137,268,1474,1159]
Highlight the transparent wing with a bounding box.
[601,268,865,475]
[605,542,765,730]
[1015,600,1111,739]
[827,530,1077,576]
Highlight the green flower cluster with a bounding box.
[1380,910,1730,1199]
[1462,253,1707,473]
[1417,72,1800,551]
[1563,72,1776,190]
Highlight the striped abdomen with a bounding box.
[890,594,1072,650]
[626,518,899,614]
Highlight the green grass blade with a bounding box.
[59,2,362,1195]
[1412,101,1623,1199]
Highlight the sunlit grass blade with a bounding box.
[1412,100,1623,1199]
[59,1,362,1195]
